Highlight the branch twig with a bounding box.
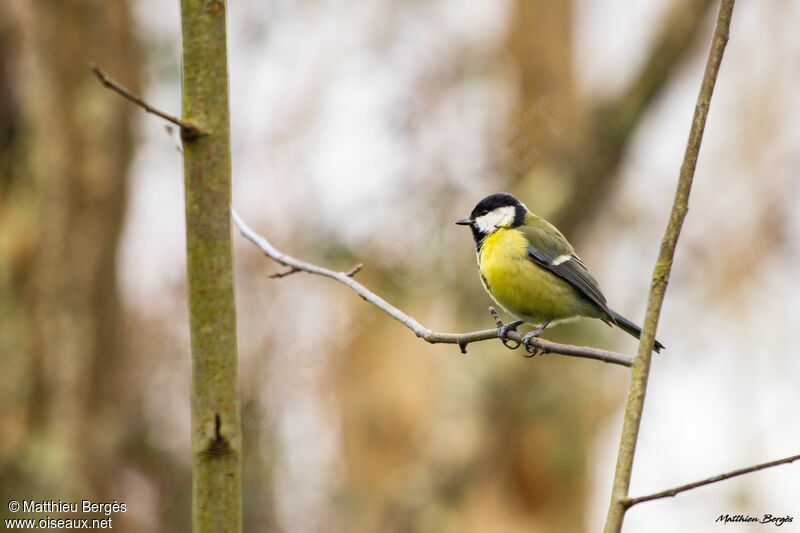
[89,62,203,138]
[231,209,634,367]
[624,453,800,507]
[603,1,736,531]
[269,267,300,279]
[345,263,363,277]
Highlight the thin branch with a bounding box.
[269,267,300,279]
[624,453,800,508]
[488,306,503,328]
[345,263,363,277]
[603,2,736,532]
[231,208,634,367]
[89,62,203,138]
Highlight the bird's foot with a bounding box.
[521,320,551,357]
[497,320,524,350]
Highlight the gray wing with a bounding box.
[526,244,614,321]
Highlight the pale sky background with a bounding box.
[123,1,800,531]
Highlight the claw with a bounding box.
[502,338,521,350]
[497,320,523,350]
[523,347,541,358]
[521,320,551,357]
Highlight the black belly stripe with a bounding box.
[480,273,491,292]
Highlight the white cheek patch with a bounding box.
[474,206,516,233]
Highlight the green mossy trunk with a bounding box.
[180,1,242,531]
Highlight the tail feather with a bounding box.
[609,309,664,353]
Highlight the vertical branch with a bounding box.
[602,2,735,532]
[180,0,242,532]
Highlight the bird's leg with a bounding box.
[497,319,523,350]
[522,319,551,357]
[498,319,523,339]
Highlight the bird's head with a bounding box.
[455,193,528,245]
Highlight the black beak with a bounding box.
[454,217,472,226]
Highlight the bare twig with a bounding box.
[345,263,363,277]
[269,267,300,279]
[624,453,800,508]
[231,208,634,367]
[89,62,203,138]
[488,307,503,328]
[603,2,736,532]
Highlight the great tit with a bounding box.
[456,193,663,353]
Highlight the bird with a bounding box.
[455,192,663,354]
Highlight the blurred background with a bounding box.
[1,0,799,531]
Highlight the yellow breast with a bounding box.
[478,228,587,324]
